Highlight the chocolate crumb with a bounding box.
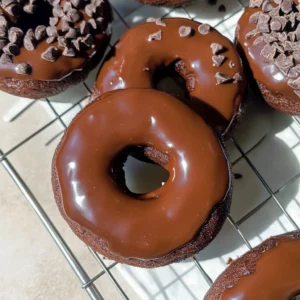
[227,257,234,264]
[16,63,32,75]
[234,173,243,179]
[156,18,166,27]
[147,17,156,23]
[3,43,19,56]
[233,72,242,83]
[229,60,235,68]
[218,4,226,12]
[148,30,162,41]
[63,47,76,57]
[41,46,58,62]
[215,72,231,84]
[198,24,210,35]
[212,55,225,67]
[210,42,223,54]
[179,26,192,37]
[143,67,149,71]
[0,53,12,64]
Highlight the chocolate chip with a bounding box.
[26,28,35,38]
[269,6,280,17]
[8,27,23,45]
[198,23,210,35]
[72,38,81,51]
[281,0,292,14]
[148,30,162,41]
[212,55,225,67]
[258,13,270,23]
[215,72,231,84]
[245,29,258,39]
[41,46,58,62]
[287,67,299,78]
[262,33,277,43]
[46,26,58,37]
[23,4,36,13]
[0,39,7,50]
[233,72,242,83]
[288,77,300,89]
[274,0,282,4]
[16,63,32,75]
[210,42,223,54]
[253,35,264,45]
[295,65,300,72]
[35,25,46,40]
[2,0,15,7]
[257,22,270,33]
[147,17,156,23]
[3,43,19,55]
[295,24,300,41]
[0,53,12,64]
[275,53,294,75]
[262,1,273,12]
[71,0,82,8]
[82,34,93,47]
[294,90,300,97]
[88,18,97,29]
[288,32,296,42]
[50,17,59,26]
[80,21,91,35]
[270,21,281,31]
[249,11,261,24]
[62,14,72,22]
[294,50,300,62]
[218,4,226,12]
[249,0,263,7]
[85,4,94,17]
[48,0,60,5]
[260,44,276,62]
[155,18,166,27]
[61,19,70,33]
[65,28,77,39]
[0,25,7,37]
[292,41,300,51]
[179,26,192,37]
[229,60,235,68]
[4,3,21,16]
[273,42,285,53]
[280,16,288,30]
[68,8,81,23]
[53,6,64,18]
[24,35,36,50]
[62,46,76,57]
[284,41,293,51]
[277,32,287,43]
[58,36,68,47]
[63,1,72,12]
[46,36,56,44]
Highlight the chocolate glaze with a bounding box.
[95,18,245,133]
[0,0,111,81]
[237,3,300,104]
[53,89,229,259]
[205,231,300,300]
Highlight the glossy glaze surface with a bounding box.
[95,18,244,132]
[54,89,229,259]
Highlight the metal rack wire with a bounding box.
[1,1,300,299]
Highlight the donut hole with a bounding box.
[17,1,53,32]
[110,146,170,196]
[153,60,190,102]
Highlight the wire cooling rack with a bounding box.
[1,0,300,299]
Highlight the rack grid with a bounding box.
[1,1,300,299]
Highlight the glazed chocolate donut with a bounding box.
[94,18,245,135]
[138,0,189,6]
[52,89,232,268]
[0,0,111,99]
[205,231,300,299]
[237,0,300,115]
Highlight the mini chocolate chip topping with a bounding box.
[229,60,235,68]
[0,53,12,64]
[3,42,19,56]
[198,23,210,35]
[8,27,23,45]
[147,17,156,23]
[245,0,300,96]
[215,72,231,84]
[212,55,225,67]
[210,42,223,54]
[156,18,166,27]
[179,26,192,37]
[41,46,58,62]
[15,62,32,75]
[148,30,162,41]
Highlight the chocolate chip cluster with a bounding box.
[0,0,107,75]
[246,0,300,97]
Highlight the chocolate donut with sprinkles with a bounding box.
[0,0,111,99]
[94,18,245,135]
[52,89,232,268]
[205,231,300,300]
[237,0,300,114]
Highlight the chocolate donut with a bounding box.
[205,231,300,299]
[137,0,189,7]
[94,18,245,135]
[237,0,300,115]
[52,89,232,268]
[0,0,111,99]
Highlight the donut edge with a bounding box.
[51,93,233,268]
[204,230,300,300]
